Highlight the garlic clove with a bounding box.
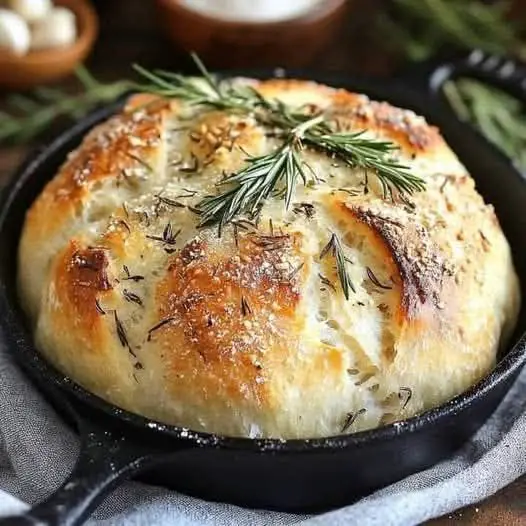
[0,8,30,55]
[7,0,52,23]
[30,7,77,51]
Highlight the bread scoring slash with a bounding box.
[18,77,520,439]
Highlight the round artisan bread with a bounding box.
[18,79,520,439]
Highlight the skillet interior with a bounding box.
[0,73,525,512]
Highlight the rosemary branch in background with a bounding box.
[0,66,133,143]
[134,55,425,228]
[444,78,526,171]
[378,0,525,62]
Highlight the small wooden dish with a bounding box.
[155,0,348,69]
[0,0,98,90]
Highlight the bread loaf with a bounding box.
[18,79,520,438]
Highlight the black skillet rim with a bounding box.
[1,73,526,453]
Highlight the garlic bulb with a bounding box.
[31,7,77,50]
[0,8,30,55]
[8,0,52,23]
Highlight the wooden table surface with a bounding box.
[0,1,524,524]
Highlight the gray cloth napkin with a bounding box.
[1,337,525,526]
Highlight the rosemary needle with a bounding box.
[320,233,355,300]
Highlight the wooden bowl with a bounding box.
[0,0,98,90]
[155,0,348,69]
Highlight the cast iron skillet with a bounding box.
[0,51,526,526]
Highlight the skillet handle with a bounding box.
[0,420,156,526]
[427,49,526,100]
[396,49,526,101]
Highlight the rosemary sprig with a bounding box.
[197,117,318,232]
[134,56,426,227]
[198,128,422,226]
[133,53,258,113]
[308,131,426,198]
[0,66,133,144]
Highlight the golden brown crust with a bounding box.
[338,201,452,319]
[331,92,442,155]
[153,234,302,413]
[27,98,168,230]
[257,79,445,155]
[54,242,112,347]
[18,77,520,438]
